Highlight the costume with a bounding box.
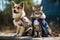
[31,11,49,37]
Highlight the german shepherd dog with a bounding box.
[12,1,32,36]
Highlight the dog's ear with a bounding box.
[11,1,16,7]
[19,1,24,9]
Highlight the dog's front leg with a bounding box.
[19,26,25,36]
[16,26,20,35]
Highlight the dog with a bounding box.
[12,1,32,36]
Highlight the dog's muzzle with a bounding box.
[14,10,19,13]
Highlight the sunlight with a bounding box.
[34,0,42,5]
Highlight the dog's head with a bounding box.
[12,1,24,14]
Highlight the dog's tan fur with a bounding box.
[12,1,25,36]
[12,1,32,36]
[12,1,24,20]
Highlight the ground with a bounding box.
[0,32,60,40]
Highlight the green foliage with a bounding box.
[24,0,34,8]
[3,0,34,12]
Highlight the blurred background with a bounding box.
[0,0,60,34]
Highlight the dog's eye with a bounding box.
[14,7,15,8]
[17,7,20,9]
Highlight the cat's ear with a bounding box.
[32,6,35,11]
[40,6,43,11]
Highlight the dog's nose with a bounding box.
[14,10,19,13]
[14,10,16,12]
